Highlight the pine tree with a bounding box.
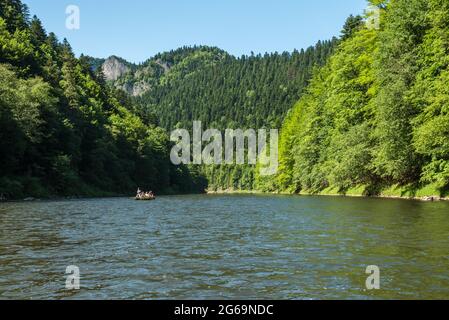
[341,15,364,40]
[29,15,46,45]
[0,0,29,32]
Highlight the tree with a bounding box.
[29,15,46,45]
[374,0,430,184]
[0,0,206,198]
[411,0,449,190]
[341,15,364,40]
[0,0,29,32]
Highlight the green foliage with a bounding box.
[130,43,337,131]
[111,42,337,191]
[5,0,446,199]
[0,1,204,199]
[411,0,449,190]
[373,0,429,183]
[0,18,38,75]
[262,0,449,196]
[263,26,378,193]
[0,0,29,33]
[341,15,364,40]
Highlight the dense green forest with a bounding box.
[257,0,449,198]
[105,42,337,191]
[2,0,447,199]
[0,0,206,199]
[133,43,336,130]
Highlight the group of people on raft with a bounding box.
[136,188,155,200]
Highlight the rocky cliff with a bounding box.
[101,56,132,81]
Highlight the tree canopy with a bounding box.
[257,0,449,197]
[0,0,206,198]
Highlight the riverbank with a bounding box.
[0,188,205,203]
[3,184,447,203]
[207,183,449,201]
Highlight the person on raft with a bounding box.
[136,188,154,199]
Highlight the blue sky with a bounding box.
[24,0,368,63]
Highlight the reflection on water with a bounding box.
[0,195,448,299]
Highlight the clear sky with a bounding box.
[24,0,368,63]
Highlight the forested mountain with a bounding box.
[101,41,337,191]
[258,0,449,198]
[5,0,441,199]
[104,42,336,131]
[0,0,206,199]
[98,47,225,100]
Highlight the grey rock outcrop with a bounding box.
[102,56,130,81]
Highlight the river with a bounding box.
[0,195,448,299]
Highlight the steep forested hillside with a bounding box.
[259,0,449,198]
[142,42,336,131]
[102,47,227,98]
[0,0,205,199]
[106,42,336,131]
[103,41,337,191]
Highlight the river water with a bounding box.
[0,195,448,299]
